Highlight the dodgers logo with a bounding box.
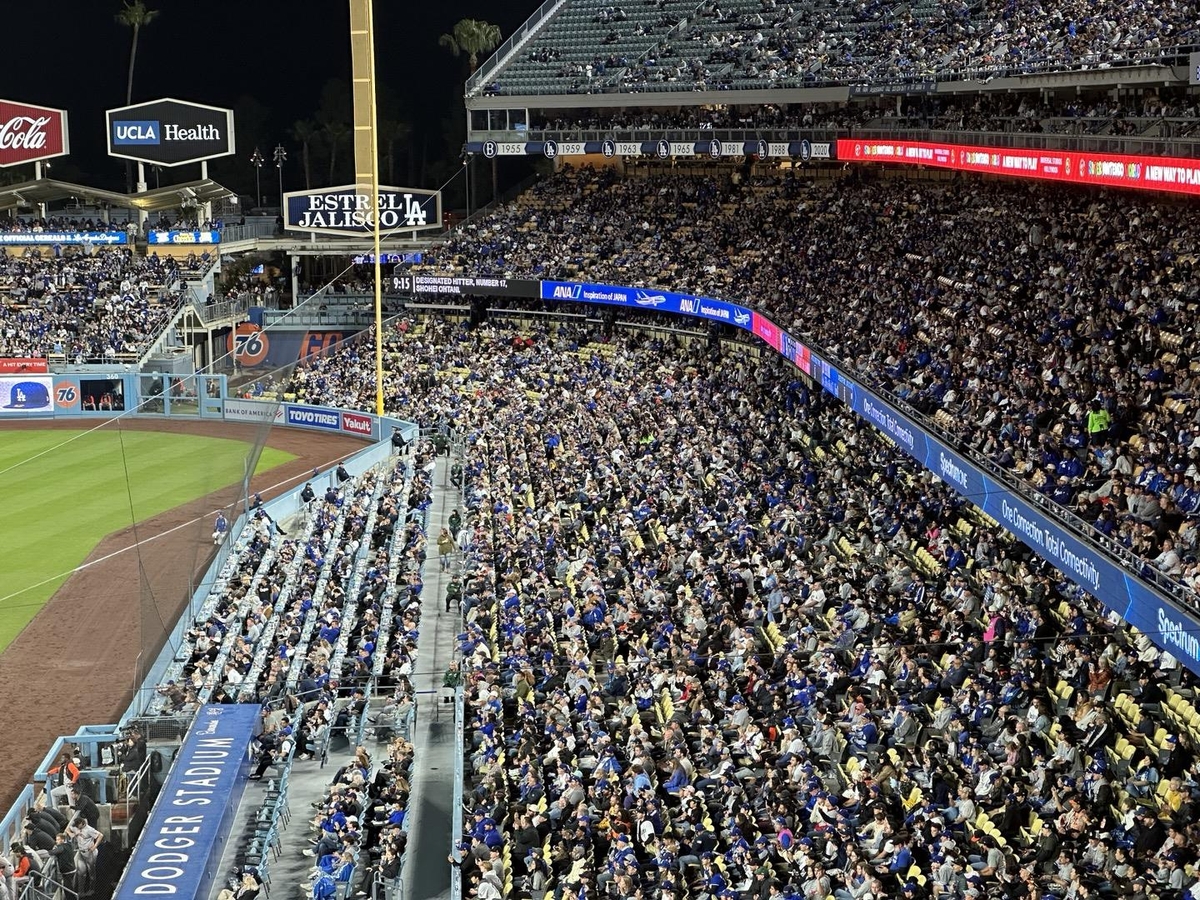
[799,140,811,162]
[656,140,669,159]
[602,139,616,158]
[635,291,668,307]
[756,140,767,158]
[709,140,721,159]
[543,140,558,159]
[733,310,751,326]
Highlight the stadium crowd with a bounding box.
[286,317,1200,900]
[0,247,184,361]
[413,167,1200,602]
[526,93,1200,137]
[151,448,431,899]
[487,0,1200,94]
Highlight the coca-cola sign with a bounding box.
[0,100,69,168]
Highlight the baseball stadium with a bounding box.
[2,2,1200,900]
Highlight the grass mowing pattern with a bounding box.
[0,429,294,652]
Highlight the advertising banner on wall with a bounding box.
[0,357,48,374]
[52,377,81,415]
[147,229,221,245]
[284,184,442,236]
[340,410,376,439]
[283,404,342,431]
[223,398,283,424]
[106,98,235,167]
[0,376,52,413]
[0,99,69,168]
[540,280,755,330]
[112,704,259,900]
[838,138,1200,197]
[0,231,127,246]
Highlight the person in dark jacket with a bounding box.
[48,831,76,892]
[70,784,101,829]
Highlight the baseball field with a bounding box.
[0,427,295,652]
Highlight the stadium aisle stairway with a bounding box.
[399,456,461,900]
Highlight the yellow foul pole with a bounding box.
[349,0,385,416]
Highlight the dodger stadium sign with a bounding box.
[284,184,442,236]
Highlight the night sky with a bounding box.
[1,0,536,197]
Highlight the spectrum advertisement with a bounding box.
[838,138,1200,197]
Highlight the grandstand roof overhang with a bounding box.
[465,61,1189,111]
[0,177,236,214]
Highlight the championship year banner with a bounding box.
[468,139,833,161]
[147,230,221,245]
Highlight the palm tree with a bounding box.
[322,121,350,184]
[290,120,318,189]
[116,1,159,106]
[379,119,412,185]
[116,0,158,192]
[438,18,502,74]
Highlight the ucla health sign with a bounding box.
[113,704,259,900]
[284,184,442,236]
[107,98,235,167]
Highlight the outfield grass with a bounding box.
[0,429,294,652]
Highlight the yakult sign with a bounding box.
[0,100,69,168]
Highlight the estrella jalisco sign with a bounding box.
[283,184,442,237]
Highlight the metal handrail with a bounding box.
[18,870,81,900]
[465,0,569,95]
[191,297,251,324]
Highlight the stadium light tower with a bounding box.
[250,147,264,209]
[273,144,287,210]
